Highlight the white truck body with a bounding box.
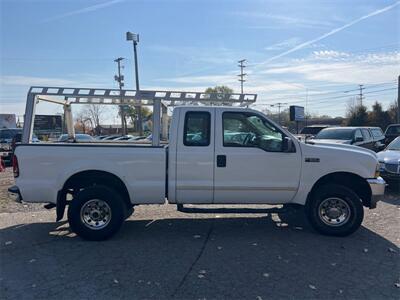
[9,87,386,239]
[14,106,382,206]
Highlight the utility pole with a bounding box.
[126,32,143,135]
[358,84,364,106]
[397,75,400,123]
[270,102,287,125]
[237,59,247,94]
[114,57,126,135]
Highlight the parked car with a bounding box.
[128,136,147,141]
[311,127,385,152]
[296,125,331,142]
[384,124,400,145]
[114,135,139,141]
[102,135,122,141]
[58,134,94,142]
[10,105,385,240]
[377,137,400,185]
[1,129,22,166]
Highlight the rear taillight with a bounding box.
[12,155,19,178]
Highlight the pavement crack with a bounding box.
[170,221,214,299]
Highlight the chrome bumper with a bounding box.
[367,177,386,209]
[8,185,22,203]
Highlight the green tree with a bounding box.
[125,106,152,130]
[346,104,368,126]
[368,101,390,129]
[387,101,399,124]
[205,86,234,105]
[205,85,234,95]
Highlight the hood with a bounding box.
[311,139,352,145]
[306,140,376,157]
[377,150,400,163]
[299,140,378,179]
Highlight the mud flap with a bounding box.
[56,190,67,221]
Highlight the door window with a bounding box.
[354,130,363,141]
[371,128,384,139]
[361,129,371,141]
[183,112,211,146]
[223,112,284,152]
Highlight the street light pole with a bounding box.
[126,32,143,135]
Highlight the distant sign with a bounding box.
[34,115,62,134]
[0,114,17,128]
[289,106,305,122]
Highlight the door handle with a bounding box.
[217,155,226,167]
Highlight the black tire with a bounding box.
[306,184,364,236]
[67,185,125,241]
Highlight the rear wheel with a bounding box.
[68,185,125,241]
[306,184,364,236]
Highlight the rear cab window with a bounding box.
[183,112,211,146]
[371,128,384,140]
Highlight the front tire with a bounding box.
[68,185,125,241]
[306,184,364,236]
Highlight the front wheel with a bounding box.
[67,185,126,241]
[306,184,364,236]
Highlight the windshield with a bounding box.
[386,125,400,135]
[0,129,22,139]
[387,137,400,151]
[315,129,354,140]
[300,127,325,135]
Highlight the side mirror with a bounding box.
[283,137,295,153]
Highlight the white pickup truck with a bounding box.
[9,87,386,240]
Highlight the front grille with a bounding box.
[385,163,400,174]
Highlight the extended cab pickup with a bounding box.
[10,84,387,240]
[9,105,387,240]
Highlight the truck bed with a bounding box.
[14,143,167,205]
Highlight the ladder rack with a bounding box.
[23,86,257,146]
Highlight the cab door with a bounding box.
[175,108,215,204]
[213,109,301,204]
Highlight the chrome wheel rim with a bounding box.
[318,197,351,226]
[80,199,111,230]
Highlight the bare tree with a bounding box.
[75,109,93,134]
[82,104,105,134]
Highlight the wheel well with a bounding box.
[62,170,132,209]
[308,172,372,207]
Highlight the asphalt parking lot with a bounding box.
[0,169,399,300]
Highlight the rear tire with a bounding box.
[68,185,125,241]
[306,184,364,236]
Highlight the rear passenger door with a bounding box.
[175,109,215,204]
[361,129,374,150]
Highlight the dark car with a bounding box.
[58,134,94,142]
[311,127,385,152]
[300,125,330,136]
[1,128,22,166]
[377,137,400,185]
[384,124,400,145]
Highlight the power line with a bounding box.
[114,57,126,135]
[238,59,247,94]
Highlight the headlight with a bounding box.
[378,161,385,172]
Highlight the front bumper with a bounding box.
[8,185,22,203]
[366,177,386,209]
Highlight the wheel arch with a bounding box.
[57,170,132,221]
[307,172,372,208]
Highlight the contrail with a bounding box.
[42,0,124,22]
[256,1,400,66]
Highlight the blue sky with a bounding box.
[0,0,399,120]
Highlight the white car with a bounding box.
[9,105,385,240]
